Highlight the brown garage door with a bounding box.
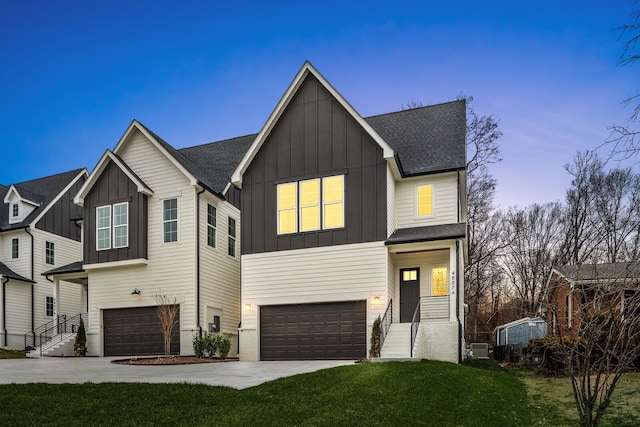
[103,306,180,356]
[260,301,366,361]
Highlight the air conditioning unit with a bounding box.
[470,343,489,359]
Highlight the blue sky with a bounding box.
[0,1,636,208]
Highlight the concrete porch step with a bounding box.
[27,333,75,357]
[380,323,412,359]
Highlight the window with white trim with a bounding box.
[163,198,178,243]
[11,238,18,259]
[96,205,112,250]
[45,241,55,265]
[277,175,344,234]
[207,204,216,248]
[46,296,55,317]
[228,217,236,257]
[113,202,129,248]
[416,184,433,217]
[11,203,19,218]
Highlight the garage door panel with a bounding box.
[103,306,180,357]
[260,301,366,360]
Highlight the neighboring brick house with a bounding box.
[0,169,87,349]
[232,62,467,363]
[544,262,640,336]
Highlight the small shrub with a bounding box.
[203,332,217,358]
[192,334,205,358]
[369,315,381,358]
[528,336,580,373]
[216,334,232,359]
[73,318,87,356]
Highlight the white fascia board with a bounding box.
[31,169,89,226]
[231,61,395,188]
[116,120,199,187]
[74,150,153,207]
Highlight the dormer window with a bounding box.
[11,203,19,218]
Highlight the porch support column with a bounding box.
[53,279,60,317]
[449,242,457,322]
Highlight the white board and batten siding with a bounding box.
[199,192,241,356]
[394,172,459,229]
[240,241,390,361]
[85,130,199,356]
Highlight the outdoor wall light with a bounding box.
[373,296,380,305]
[244,303,253,312]
[131,288,141,295]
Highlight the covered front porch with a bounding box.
[380,224,466,362]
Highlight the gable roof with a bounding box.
[0,169,87,231]
[231,61,396,187]
[552,262,640,284]
[231,62,467,186]
[365,100,467,176]
[0,261,35,283]
[74,149,154,207]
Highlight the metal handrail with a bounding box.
[410,300,421,358]
[25,313,86,354]
[378,299,393,356]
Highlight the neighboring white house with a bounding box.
[46,121,251,357]
[231,62,467,363]
[0,169,87,350]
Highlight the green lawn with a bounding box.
[0,348,26,359]
[523,367,640,427]
[0,360,530,426]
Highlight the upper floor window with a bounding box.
[11,238,18,259]
[113,203,129,248]
[416,184,433,217]
[11,203,19,218]
[207,204,217,248]
[228,217,236,257]
[277,175,344,234]
[163,198,178,243]
[96,203,129,250]
[45,241,55,265]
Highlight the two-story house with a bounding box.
[45,121,251,356]
[231,62,467,363]
[0,169,87,350]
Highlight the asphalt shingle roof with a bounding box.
[365,100,467,176]
[554,262,640,283]
[42,261,85,276]
[386,223,466,245]
[0,169,85,231]
[0,261,34,282]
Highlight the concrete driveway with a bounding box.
[0,357,355,389]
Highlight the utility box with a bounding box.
[208,315,221,333]
[470,343,489,359]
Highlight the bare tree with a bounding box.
[545,263,640,427]
[154,292,182,356]
[606,6,640,160]
[501,203,564,316]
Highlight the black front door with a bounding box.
[400,268,420,323]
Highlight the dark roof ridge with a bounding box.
[363,99,464,120]
[8,167,85,188]
[179,133,259,151]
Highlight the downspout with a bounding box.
[196,187,205,338]
[2,277,8,347]
[456,240,462,363]
[24,227,35,332]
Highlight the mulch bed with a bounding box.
[112,356,238,365]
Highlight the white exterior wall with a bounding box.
[32,229,83,328]
[85,130,198,356]
[4,281,30,348]
[199,192,241,357]
[240,241,389,361]
[395,172,458,229]
[0,230,31,279]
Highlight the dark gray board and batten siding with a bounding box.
[36,176,85,241]
[83,160,148,264]
[241,74,387,255]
